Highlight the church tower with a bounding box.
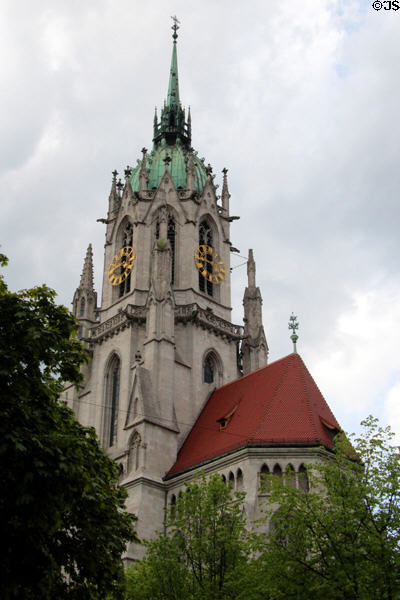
[64,21,268,560]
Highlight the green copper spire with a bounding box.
[167,16,180,107]
[288,313,299,353]
[130,17,209,195]
[152,17,191,149]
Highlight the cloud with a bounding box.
[0,0,399,438]
[385,382,400,444]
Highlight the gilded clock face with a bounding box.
[194,245,226,284]
[108,246,135,286]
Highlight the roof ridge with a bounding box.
[212,353,296,395]
[296,355,320,442]
[249,354,294,442]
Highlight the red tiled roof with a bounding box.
[167,353,340,478]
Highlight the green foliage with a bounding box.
[125,473,254,600]
[256,417,400,600]
[0,260,137,600]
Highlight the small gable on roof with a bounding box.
[167,353,341,478]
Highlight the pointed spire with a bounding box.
[247,248,256,288]
[241,249,268,374]
[153,107,158,140]
[187,106,191,138]
[288,313,299,353]
[153,18,191,149]
[123,165,133,200]
[221,168,230,215]
[139,148,148,193]
[108,170,120,214]
[79,244,94,291]
[167,16,180,107]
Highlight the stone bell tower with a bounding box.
[64,20,268,560]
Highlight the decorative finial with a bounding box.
[171,15,180,41]
[116,178,123,195]
[124,166,132,179]
[163,155,172,169]
[288,313,299,353]
[112,169,118,182]
[206,164,213,176]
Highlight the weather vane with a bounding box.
[288,313,299,353]
[171,15,180,40]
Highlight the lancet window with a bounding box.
[199,220,213,296]
[79,297,85,317]
[204,355,214,383]
[104,355,120,447]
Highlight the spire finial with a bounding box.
[221,167,231,214]
[79,244,94,291]
[167,18,180,107]
[171,15,180,41]
[288,313,299,353]
[247,249,256,288]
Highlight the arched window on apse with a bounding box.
[155,213,176,284]
[298,464,310,492]
[170,494,176,519]
[273,464,282,478]
[199,220,213,296]
[119,223,133,298]
[229,471,235,487]
[128,431,141,472]
[285,464,296,488]
[236,469,244,491]
[260,464,270,492]
[105,355,120,447]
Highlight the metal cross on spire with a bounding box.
[288,313,299,353]
[171,15,180,40]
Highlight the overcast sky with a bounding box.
[1,0,399,441]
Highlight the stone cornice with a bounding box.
[175,303,242,341]
[89,302,242,344]
[90,304,146,343]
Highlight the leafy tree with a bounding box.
[0,256,137,600]
[255,417,400,600]
[125,472,254,600]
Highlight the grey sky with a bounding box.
[1,0,399,439]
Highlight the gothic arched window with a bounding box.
[203,351,222,386]
[204,355,214,383]
[285,464,296,488]
[79,297,85,317]
[260,464,270,493]
[104,355,120,447]
[236,469,244,491]
[199,220,213,296]
[119,223,133,298]
[298,464,310,492]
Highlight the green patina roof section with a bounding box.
[167,41,180,107]
[130,144,207,193]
